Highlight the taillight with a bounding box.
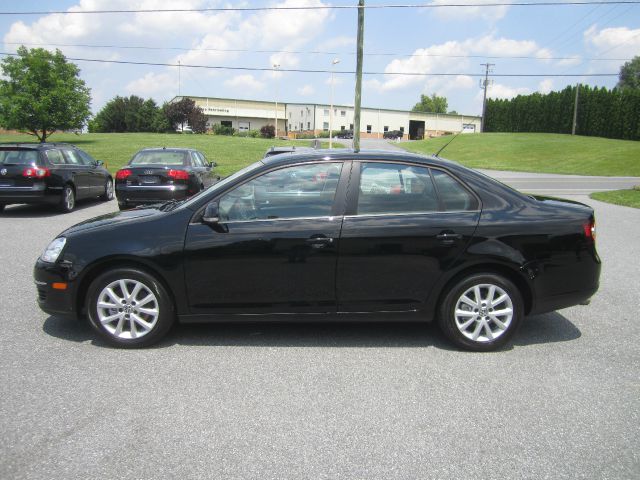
[583,219,596,241]
[116,169,132,180]
[22,167,50,178]
[168,169,189,180]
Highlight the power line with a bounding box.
[1,1,640,15]
[0,51,619,76]
[3,41,633,62]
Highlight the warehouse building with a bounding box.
[174,96,481,140]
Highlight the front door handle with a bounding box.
[436,232,463,244]
[306,236,334,248]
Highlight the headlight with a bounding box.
[41,237,66,263]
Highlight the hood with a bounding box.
[61,207,163,236]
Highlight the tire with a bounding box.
[101,178,114,201]
[86,267,175,348]
[0,204,5,213]
[438,273,523,352]
[58,185,75,213]
[118,202,129,211]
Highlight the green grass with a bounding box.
[591,187,640,209]
[0,132,340,176]
[400,133,640,177]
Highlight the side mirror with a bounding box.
[209,161,217,168]
[202,202,220,224]
[96,160,104,167]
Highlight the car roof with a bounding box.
[260,148,457,169]
[0,142,76,149]
[138,147,197,153]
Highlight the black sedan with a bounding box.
[0,142,113,213]
[34,150,600,351]
[115,147,218,210]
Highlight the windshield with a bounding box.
[179,160,264,210]
[0,149,39,165]
[130,150,186,166]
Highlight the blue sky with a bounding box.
[1,1,639,116]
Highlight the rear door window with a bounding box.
[431,169,478,211]
[63,149,84,165]
[45,149,66,165]
[357,163,439,214]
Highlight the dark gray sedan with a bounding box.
[115,147,218,210]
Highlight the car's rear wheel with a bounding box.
[101,178,114,201]
[58,185,75,213]
[118,201,129,211]
[86,268,175,348]
[438,273,523,351]
[0,204,5,213]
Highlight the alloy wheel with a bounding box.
[454,283,514,343]
[96,279,159,340]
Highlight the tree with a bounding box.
[411,93,448,114]
[90,95,166,133]
[164,97,207,133]
[617,56,640,91]
[0,46,91,142]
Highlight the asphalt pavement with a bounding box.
[0,178,638,479]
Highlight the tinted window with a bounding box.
[219,163,343,221]
[78,150,97,166]
[45,149,66,165]
[0,149,39,165]
[130,151,186,166]
[431,169,478,211]
[357,163,439,215]
[63,149,84,165]
[190,152,204,167]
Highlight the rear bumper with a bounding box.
[115,185,189,205]
[33,259,79,319]
[530,284,599,315]
[0,185,60,205]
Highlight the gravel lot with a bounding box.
[0,193,638,480]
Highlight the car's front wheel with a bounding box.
[438,273,523,351]
[86,268,175,348]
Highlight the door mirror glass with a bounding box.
[202,202,220,224]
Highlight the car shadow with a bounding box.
[0,199,114,218]
[42,311,581,351]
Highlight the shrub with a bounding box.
[260,125,275,138]
[213,124,235,136]
[234,129,261,138]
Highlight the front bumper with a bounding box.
[115,184,189,205]
[33,259,79,319]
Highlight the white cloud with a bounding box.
[224,74,265,92]
[430,0,510,21]
[486,83,530,100]
[297,84,315,96]
[325,75,344,86]
[538,78,554,94]
[584,25,640,58]
[126,71,177,97]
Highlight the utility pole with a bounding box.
[572,83,580,135]
[178,60,181,97]
[353,0,365,152]
[480,63,494,133]
[273,63,280,137]
[329,58,340,149]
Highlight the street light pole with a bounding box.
[273,63,280,137]
[329,58,340,149]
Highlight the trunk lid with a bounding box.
[0,148,43,187]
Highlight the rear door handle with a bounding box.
[436,232,463,243]
[306,236,334,248]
